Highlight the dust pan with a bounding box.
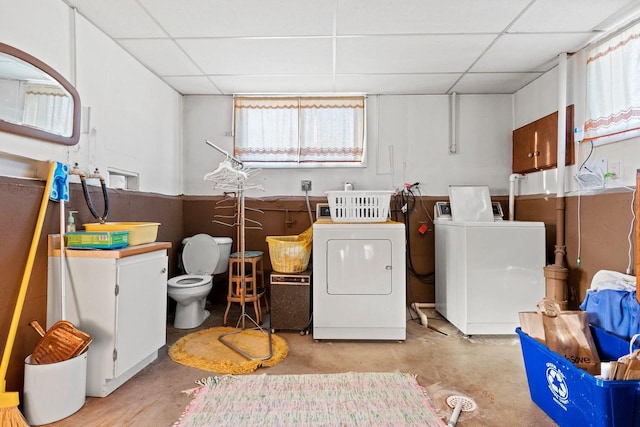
[29,320,92,364]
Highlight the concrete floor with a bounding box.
[40,302,555,427]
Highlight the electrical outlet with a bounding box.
[609,161,621,179]
[301,180,312,191]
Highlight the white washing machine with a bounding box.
[312,219,406,340]
[434,186,546,335]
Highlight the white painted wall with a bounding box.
[183,94,514,197]
[0,0,182,195]
[9,1,632,199]
[514,51,640,196]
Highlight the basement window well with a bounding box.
[233,96,366,168]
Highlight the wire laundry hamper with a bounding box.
[326,190,393,223]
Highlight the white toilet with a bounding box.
[167,234,232,329]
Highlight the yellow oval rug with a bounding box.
[168,326,288,375]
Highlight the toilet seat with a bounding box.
[182,234,221,275]
[168,274,211,288]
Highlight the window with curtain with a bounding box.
[234,96,365,166]
[583,20,640,145]
[22,83,73,137]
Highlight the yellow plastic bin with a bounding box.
[83,222,160,246]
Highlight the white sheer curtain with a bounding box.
[584,20,640,144]
[234,96,365,163]
[22,83,72,136]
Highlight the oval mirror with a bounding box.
[0,43,80,145]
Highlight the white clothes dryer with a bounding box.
[312,219,406,340]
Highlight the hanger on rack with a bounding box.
[204,140,272,362]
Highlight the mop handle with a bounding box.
[447,399,463,427]
[0,162,56,384]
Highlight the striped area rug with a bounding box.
[175,371,446,426]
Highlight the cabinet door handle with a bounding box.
[385,265,392,270]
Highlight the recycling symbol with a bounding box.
[546,363,569,404]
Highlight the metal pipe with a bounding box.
[449,92,457,154]
[555,52,568,266]
[508,173,523,221]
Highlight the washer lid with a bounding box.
[182,234,221,275]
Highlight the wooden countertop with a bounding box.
[48,234,171,258]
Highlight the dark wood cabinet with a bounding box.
[512,104,574,174]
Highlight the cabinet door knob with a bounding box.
[533,151,540,157]
[161,268,167,274]
[385,265,392,270]
[528,152,534,158]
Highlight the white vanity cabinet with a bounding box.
[47,238,171,397]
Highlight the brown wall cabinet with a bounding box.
[512,104,574,174]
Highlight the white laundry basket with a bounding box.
[326,191,393,223]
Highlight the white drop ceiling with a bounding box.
[63,0,640,95]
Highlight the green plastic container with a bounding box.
[66,231,129,249]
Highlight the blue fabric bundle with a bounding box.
[580,289,640,340]
[49,161,69,202]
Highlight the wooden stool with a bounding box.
[223,251,268,325]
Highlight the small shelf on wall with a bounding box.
[512,104,575,174]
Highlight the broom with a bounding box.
[0,161,57,426]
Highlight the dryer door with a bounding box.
[326,239,392,295]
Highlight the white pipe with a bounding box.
[449,92,457,154]
[59,200,66,320]
[411,302,435,326]
[508,173,523,221]
[557,53,567,198]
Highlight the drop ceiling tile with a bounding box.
[210,75,335,95]
[451,72,544,94]
[140,0,334,37]
[334,73,460,95]
[117,39,202,75]
[337,0,530,34]
[178,38,333,75]
[336,35,496,74]
[67,0,166,38]
[471,33,593,73]
[162,76,223,95]
[509,0,635,33]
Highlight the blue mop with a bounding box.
[49,162,69,203]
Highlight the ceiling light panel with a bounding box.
[336,0,531,34]
[178,38,333,75]
[451,72,545,94]
[334,73,460,95]
[161,76,223,95]
[211,75,336,95]
[471,33,593,73]
[139,0,335,37]
[118,39,202,75]
[336,34,496,74]
[66,0,166,38]
[509,0,634,32]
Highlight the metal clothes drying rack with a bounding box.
[204,140,272,361]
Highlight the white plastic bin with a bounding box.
[23,352,87,425]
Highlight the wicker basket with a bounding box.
[326,190,393,223]
[266,227,312,273]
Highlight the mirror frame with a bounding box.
[0,42,81,145]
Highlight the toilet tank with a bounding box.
[212,237,233,274]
